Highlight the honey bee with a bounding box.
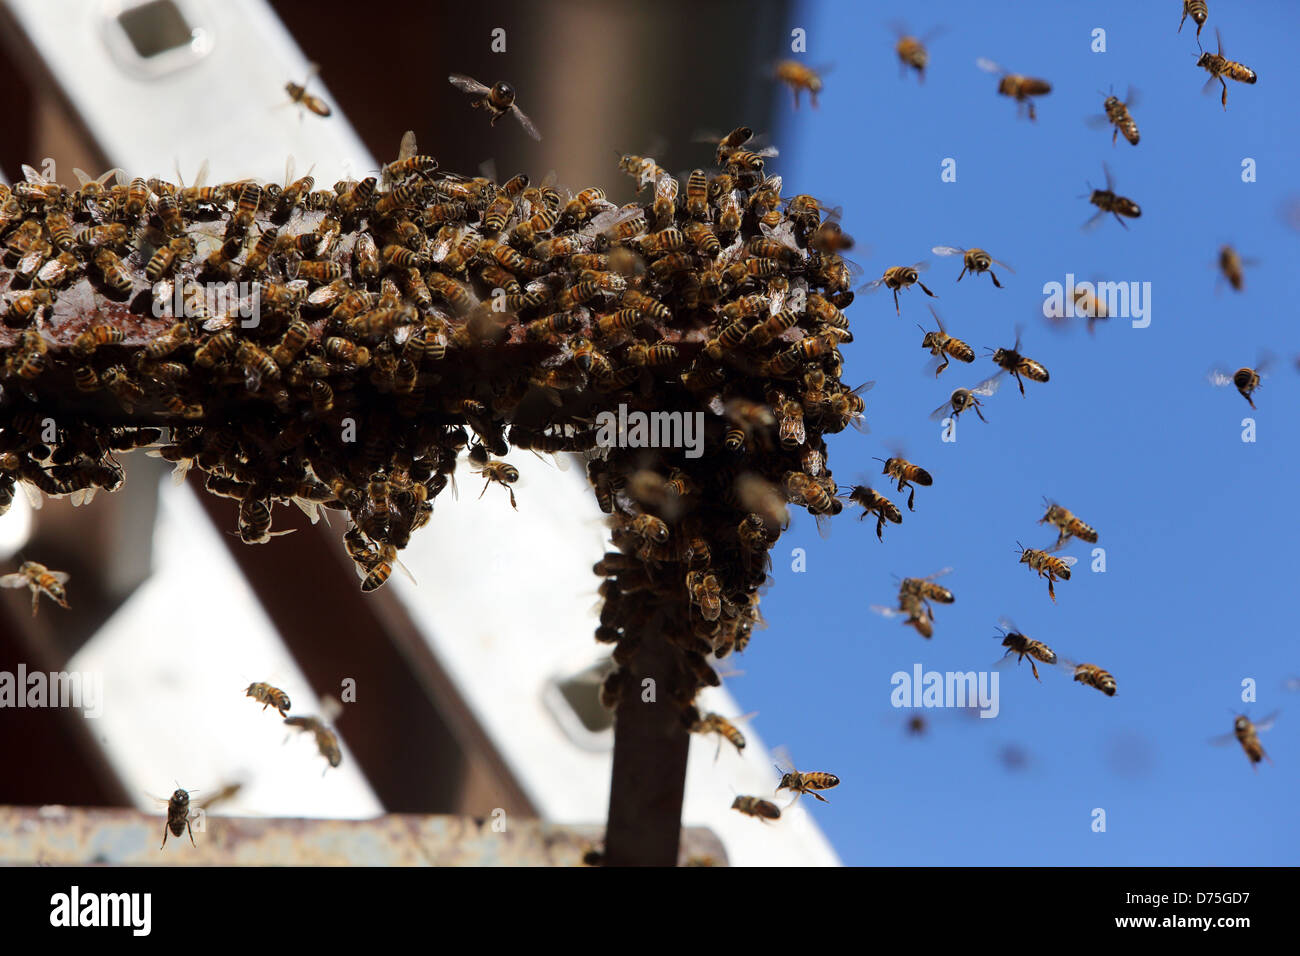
[735,473,789,530]
[1208,360,1268,409]
[1038,498,1099,552]
[477,460,519,509]
[272,320,311,367]
[774,60,826,108]
[931,246,1013,288]
[1196,29,1256,110]
[6,289,53,326]
[245,682,291,717]
[159,788,196,848]
[994,618,1058,682]
[899,568,955,611]
[0,561,70,616]
[731,795,781,822]
[447,74,541,140]
[1092,88,1141,146]
[874,453,932,511]
[929,375,1000,424]
[381,130,438,187]
[101,365,145,412]
[235,341,279,391]
[1083,163,1141,230]
[845,484,902,542]
[861,263,935,315]
[976,58,1052,121]
[1216,244,1256,292]
[90,247,132,295]
[1016,542,1077,603]
[285,62,332,117]
[987,330,1049,395]
[1179,1,1208,39]
[774,753,839,806]
[892,24,942,83]
[917,305,975,376]
[1070,663,1117,697]
[72,166,121,207]
[696,125,756,165]
[1214,713,1276,769]
[145,236,194,282]
[284,715,343,769]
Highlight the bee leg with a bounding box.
[1047,578,1057,603]
[1017,374,1025,397]
[186,817,196,847]
[1030,660,1041,682]
[1111,128,1118,147]
[30,589,39,617]
[957,267,967,282]
[875,516,884,542]
[810,791,829,803]
[990,271,1002,289]
[507,487,517,510]
[936,357,947,377]
[892,289,900,315]
[906,486,916,511]
[918,281,936,298]
[160,825,168,850]
[973,404,987,423]
[1219,79,1228,110]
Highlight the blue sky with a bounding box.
[741,0,1300,865]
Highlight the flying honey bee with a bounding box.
[1038,498,1099,552]
[245,681,291,717]
[931,246,1013,288]
[690,711,754,760]
[1083,163,1141,230]
[987,330,1049,396]
[0,561,70,616]
[976,58,1052,121]
[284,714,343,771]
[477,460,519,509]
[1070,663,1117,697]
[773,750,840,807]
[159,787,196,849]
[1213,713,1276,769]
[929,375,1000,424]
[731,795,781,822]
[1090,88,1141,146]
[285,62,331,117]
[860,263,935,315]
[773,60,827,108]
[892,23,943,83]
[874,452,932,511]
[1016,542,1076,603]
[918,305,975,376]
[447,74,541,140]
[844,483,902,541]
[994,618,1058,682]
[1208,359,1269,409]
[1215,244,1257,292]
[1196,28,1257,111]
[1179,1,1208,39]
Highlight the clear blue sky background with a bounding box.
[743,0,1300,865]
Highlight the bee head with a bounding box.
[491,81,515,103]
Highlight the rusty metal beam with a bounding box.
[0,805,726,866]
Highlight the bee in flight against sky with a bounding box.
[844,483,902,542]
[891,23,943,83]
[731,795,781,822]
[773,60,827,108]
[1213,713,1276,770]
[1088,87,1141,146]
[773,748,840,807]
[987,329,1049,396]
[861,262,935,315]
[1208,357,1270,409]
[917,305,975,377]
[1083,163,1141,230]
[1069,662,1116,697]
[994,618,1058,682]
[1038,498,1099,552]
[1179,1,1208,39]
[1215,244,1257,292]
[285,62,331,118]
[874,450,932,511]
[1016,542,1076,603]
[976,58,1051,121]
[1196,28,1256,111]
[931,246,1013,288]
[929,375,1000,424]
[447,74,541,140]
[0,561,70,616]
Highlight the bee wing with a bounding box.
[971,374,1002,397]
[849,380,876,397]
[0,574,28,589]
[859,276,888,293]
[975,57,1005,76]
[910,260,930,274]
[397,129,418,162]
[990,257,1015,273]
[1056,555,1079,567]
[448,73,490,95]
[1081,208,1107,232]
[47,570,71,585]
[319,695,343,723]
[928,400,955,421]
[1208,731,1238,746]
[510,105,542,142]
[923,567,953,582]
[22,164,52,185]
[931,246,965,257]
[1101,162,1116,192]
[1253,711,1279,734]
[393,555,418,586]
[870,604,909,619]
[22,483,45,510]
[1084,114,1112,129]
[1207,368,1234,387]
